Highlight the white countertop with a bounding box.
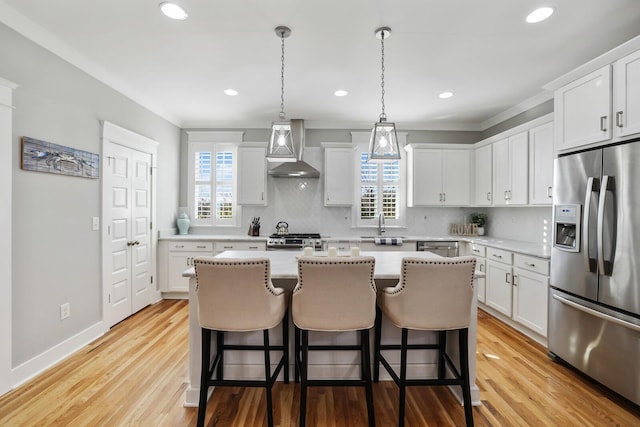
[182,250,486,280]
[162,233,551,259]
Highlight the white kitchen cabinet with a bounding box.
[485,248,513,316]
[492,132,528,205]
[613,49,640,138]
[474,144,492,206]
[214,240,266,255]
[407,146,470,206]
[160,241,213,294]
[237,144,267,205]
[554,49,640,151]
[554,65,612,151]
[323,145,354,206]
[470,243,487,303]
[528,122,554,205]
[512,267,549,338]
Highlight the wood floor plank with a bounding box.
[1,300,639,426]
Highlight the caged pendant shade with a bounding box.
[368,27,400,162]
[267,26,296,162]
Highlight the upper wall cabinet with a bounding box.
[492,132,528,206]
[528,122,554,205]
[323,144,354,206]
[407,146,470,206]
[237,143,267,205]
[474,144,492,206]
[554,65,612,151]
[552,43,640,152]
[613,49,640,138]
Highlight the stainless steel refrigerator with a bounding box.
[549,137,640,405]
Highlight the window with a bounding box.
[354,143,406,228]
[188,141,240,227]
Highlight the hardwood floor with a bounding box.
[1,300,639,426]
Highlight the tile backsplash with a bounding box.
[184,147,552,243]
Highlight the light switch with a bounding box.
[92,217,100,231]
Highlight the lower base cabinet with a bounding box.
[160,241,213,293]
[482,247,550,343]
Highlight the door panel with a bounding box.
[104,144,151,326]
[600,142,640,316]
[551,150,601,301]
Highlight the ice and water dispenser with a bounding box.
[554,204,581,252]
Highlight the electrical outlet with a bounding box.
[92,217,100,231]
[60,303,71,320]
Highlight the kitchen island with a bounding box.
[182,250,481,407]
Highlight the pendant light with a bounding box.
[368,27,400,162]
[267,26,296,162]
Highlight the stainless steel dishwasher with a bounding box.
[416,241,459,257]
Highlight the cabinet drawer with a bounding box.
[214,241,266,252]
[513,254,549,276]
[470,244,486,257]
[168,241,213,251]
[487,247,512,265]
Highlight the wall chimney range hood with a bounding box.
[268,119,320,178]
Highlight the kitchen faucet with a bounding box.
[378,212,386,235]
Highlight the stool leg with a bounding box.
[294,326,300,383]
[216,330,225,380]
[373,306,382,382]
[197,328,211,427]
[263,329,274,427]
[361,329,376,427]
[399,328,408,427]
[283,311,290,384]
[438,330,447,380]
[459,328,474,427]
[299,329,309,427]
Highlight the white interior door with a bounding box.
[103,143,151,326]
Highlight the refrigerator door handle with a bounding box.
[583,177,598,273]
[552,294,640,334]
[597,175,615,276]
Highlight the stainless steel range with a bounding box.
[266,233,322,250]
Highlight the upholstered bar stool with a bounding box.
[193,257,289,427]
[373,256,476,427]
[292,256,377,427]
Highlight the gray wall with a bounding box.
[1,23,181,366]
[482,99,554,139]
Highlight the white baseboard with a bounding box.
[10,321,105,390]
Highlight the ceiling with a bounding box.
[2,1,640,130]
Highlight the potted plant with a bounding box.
[470,212,488,236]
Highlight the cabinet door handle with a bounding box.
[512,274,518,286]
[505,272,511,284]
[261,192,264,201]
[486,192,491,201]
[616,111,624,128]
[196,245,207,249]
[472,249,480,254]
[600,115,608,132]
[493,254,503,259]
[175,245,184,249]
[479,264,484,272]
[525,262,536,268]
[442,193,446,202]
[249,246,259,249]
[504,190,508,200]
[547,186,552,198]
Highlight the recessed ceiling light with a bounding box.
[439,91,454,99]
[526,7,554,23]
[159,2,188,20]
[334,89,348,97]
[224,89,238,96]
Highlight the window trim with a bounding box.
[186,131,244,228]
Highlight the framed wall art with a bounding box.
[21,136,100,179]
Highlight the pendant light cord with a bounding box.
[280,30,286,120]
[380,31,386,122]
